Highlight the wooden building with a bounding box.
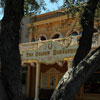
[19,9,100,100]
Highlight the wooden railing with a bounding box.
[19,36,98,52]
[19,37,70,51]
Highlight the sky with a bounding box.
[0,8,3,20]
[0,0,64,20]
[43,0,64,13]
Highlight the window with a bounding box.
[41,76,48,88]
[52,34,60,39]
[41,68,63,89]
[71,32,78,36]
[40,36,46,41]
[58,76,62,82]
[41,75,63,89]
[38,36,46,41]
[49,76,56,88]
[31,38,35,42]
[84,73,100,94]
[79,32,83,35]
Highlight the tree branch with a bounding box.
[73,0,99,67]
[51,46,100,100]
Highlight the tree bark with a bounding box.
[0,0,24,100]
[0,73,8,100]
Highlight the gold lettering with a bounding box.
[53,50,57,55]
[35,51,50,57]
[26,53,33,57]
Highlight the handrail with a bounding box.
[19,36,98,52]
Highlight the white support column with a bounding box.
[34,62,40,100]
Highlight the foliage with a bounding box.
[0,0,46,15]
[0,0,100,16]
[24,0,46,15]
[0,0,5,8]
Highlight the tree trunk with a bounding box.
[0,73,8,100]
[0,0,24,100]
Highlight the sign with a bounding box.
[22,41,78,64]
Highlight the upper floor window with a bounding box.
[71,32,78,36]
[31,38,35,42]
[79,32,83,35]
[38,36,46,41]
[52,34,61,39]
[40,36,46,41]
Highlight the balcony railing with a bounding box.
[19,37,71,52]
[19,36,99,52]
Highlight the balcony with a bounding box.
[19,37,70,52]
[19,36,98,52]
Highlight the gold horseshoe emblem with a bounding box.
[48,43,52,49]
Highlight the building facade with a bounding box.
[20,9,100,100]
